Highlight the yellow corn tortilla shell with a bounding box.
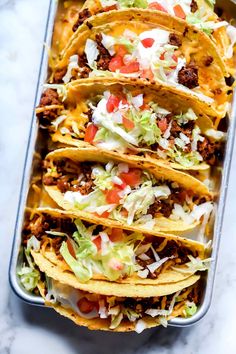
[55,9,229,118]
[33,207,206,256]
[43,147,212,233]
[46,79,214,170]
[76,0,233,72]
[37,279,187,332]
[42,248,196,285]
[32,250,200,297]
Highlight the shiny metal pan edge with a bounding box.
[8,0,236,326]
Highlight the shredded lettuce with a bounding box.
[117,0,148,9]
[122,181,170,224]
[184,302,198,317]
[18,266,40,292]
[18,236,40,291]
[60,219,141,282]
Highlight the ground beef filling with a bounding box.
[169,33,182,47]
[53,67,67,83]
[37,89,62,123]
[43,160,94,194]
[197,138,223,165]
[122,286,199,313]
[95,33,112,70]
[190,0,198,13]
[147,188,190,218]
[72,8,92,32]
[178,63,199,89]
[23,214,76,239]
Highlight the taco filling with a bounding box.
[58,28,201,89]
[38,88,224,168]
[72,0,236,60]
[41,277,200,332]
[43,157,213,226]
[22,212,208,283]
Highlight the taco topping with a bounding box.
[43,277,199,331]
[38,89,224,167]
[72,0,233,52]
[43,158,213,226]
[23,213,209,282]
[61,28,194,89]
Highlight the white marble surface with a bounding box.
[1,1,236,353]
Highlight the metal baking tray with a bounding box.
[9,0,236,326]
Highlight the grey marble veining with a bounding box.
[1,1,236,353]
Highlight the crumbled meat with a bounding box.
[204,56,213,67]
[225,75,235,87]
[72,8,92,32]
[78,53,88,66]
[95,33,112,70]
[37,89,62,123]
[53,67,67,83]
[27,215,50,237]
[170,119,194,139]
[78,53,91,78]
[169,33,182,47]
[190,0,198,13]
[43,176,57,186]
[57,176,71,193]
[80,162,93,181]
[123,298,156,312]
[197,138,222,165]
[75,181,94,195]
[39,89,60,107]
[178,63,199,89]
[147,199,173,218]
[84,108,93,121]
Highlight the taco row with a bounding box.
[18,0,235,332]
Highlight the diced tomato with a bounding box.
[120,208,128,217]
[120,61,140,73]
[117,44,128,57]
[140,102,149,110]
[173,4,186,19]
[66,239,76,259]
[94,211,110,218]
[122,116,135,131]
[148,2,168,12]
[119,168,141,187]
[120,97,128,106]
[108,258,124,270]
[109,55,124,72]
[169,54,178,69]
[77,297,97,314]
[114,179,127,190]
[140,69,154,81]
[172,54,178,62]
[93,236,102,251]
[84,124,98,143]
[141,38,154,48]
[105,188,121,204]
[160,52,165,60]
[158,118,168,133]
[103,4,117,11]
[109,228,124,243]
[106,94,121,113]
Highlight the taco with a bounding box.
[42,147,213,233]
[22,208,209,286]
[23,260,201,332]
[71,0,236,73]
[51,9,230,118]
[36,81,225,170]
